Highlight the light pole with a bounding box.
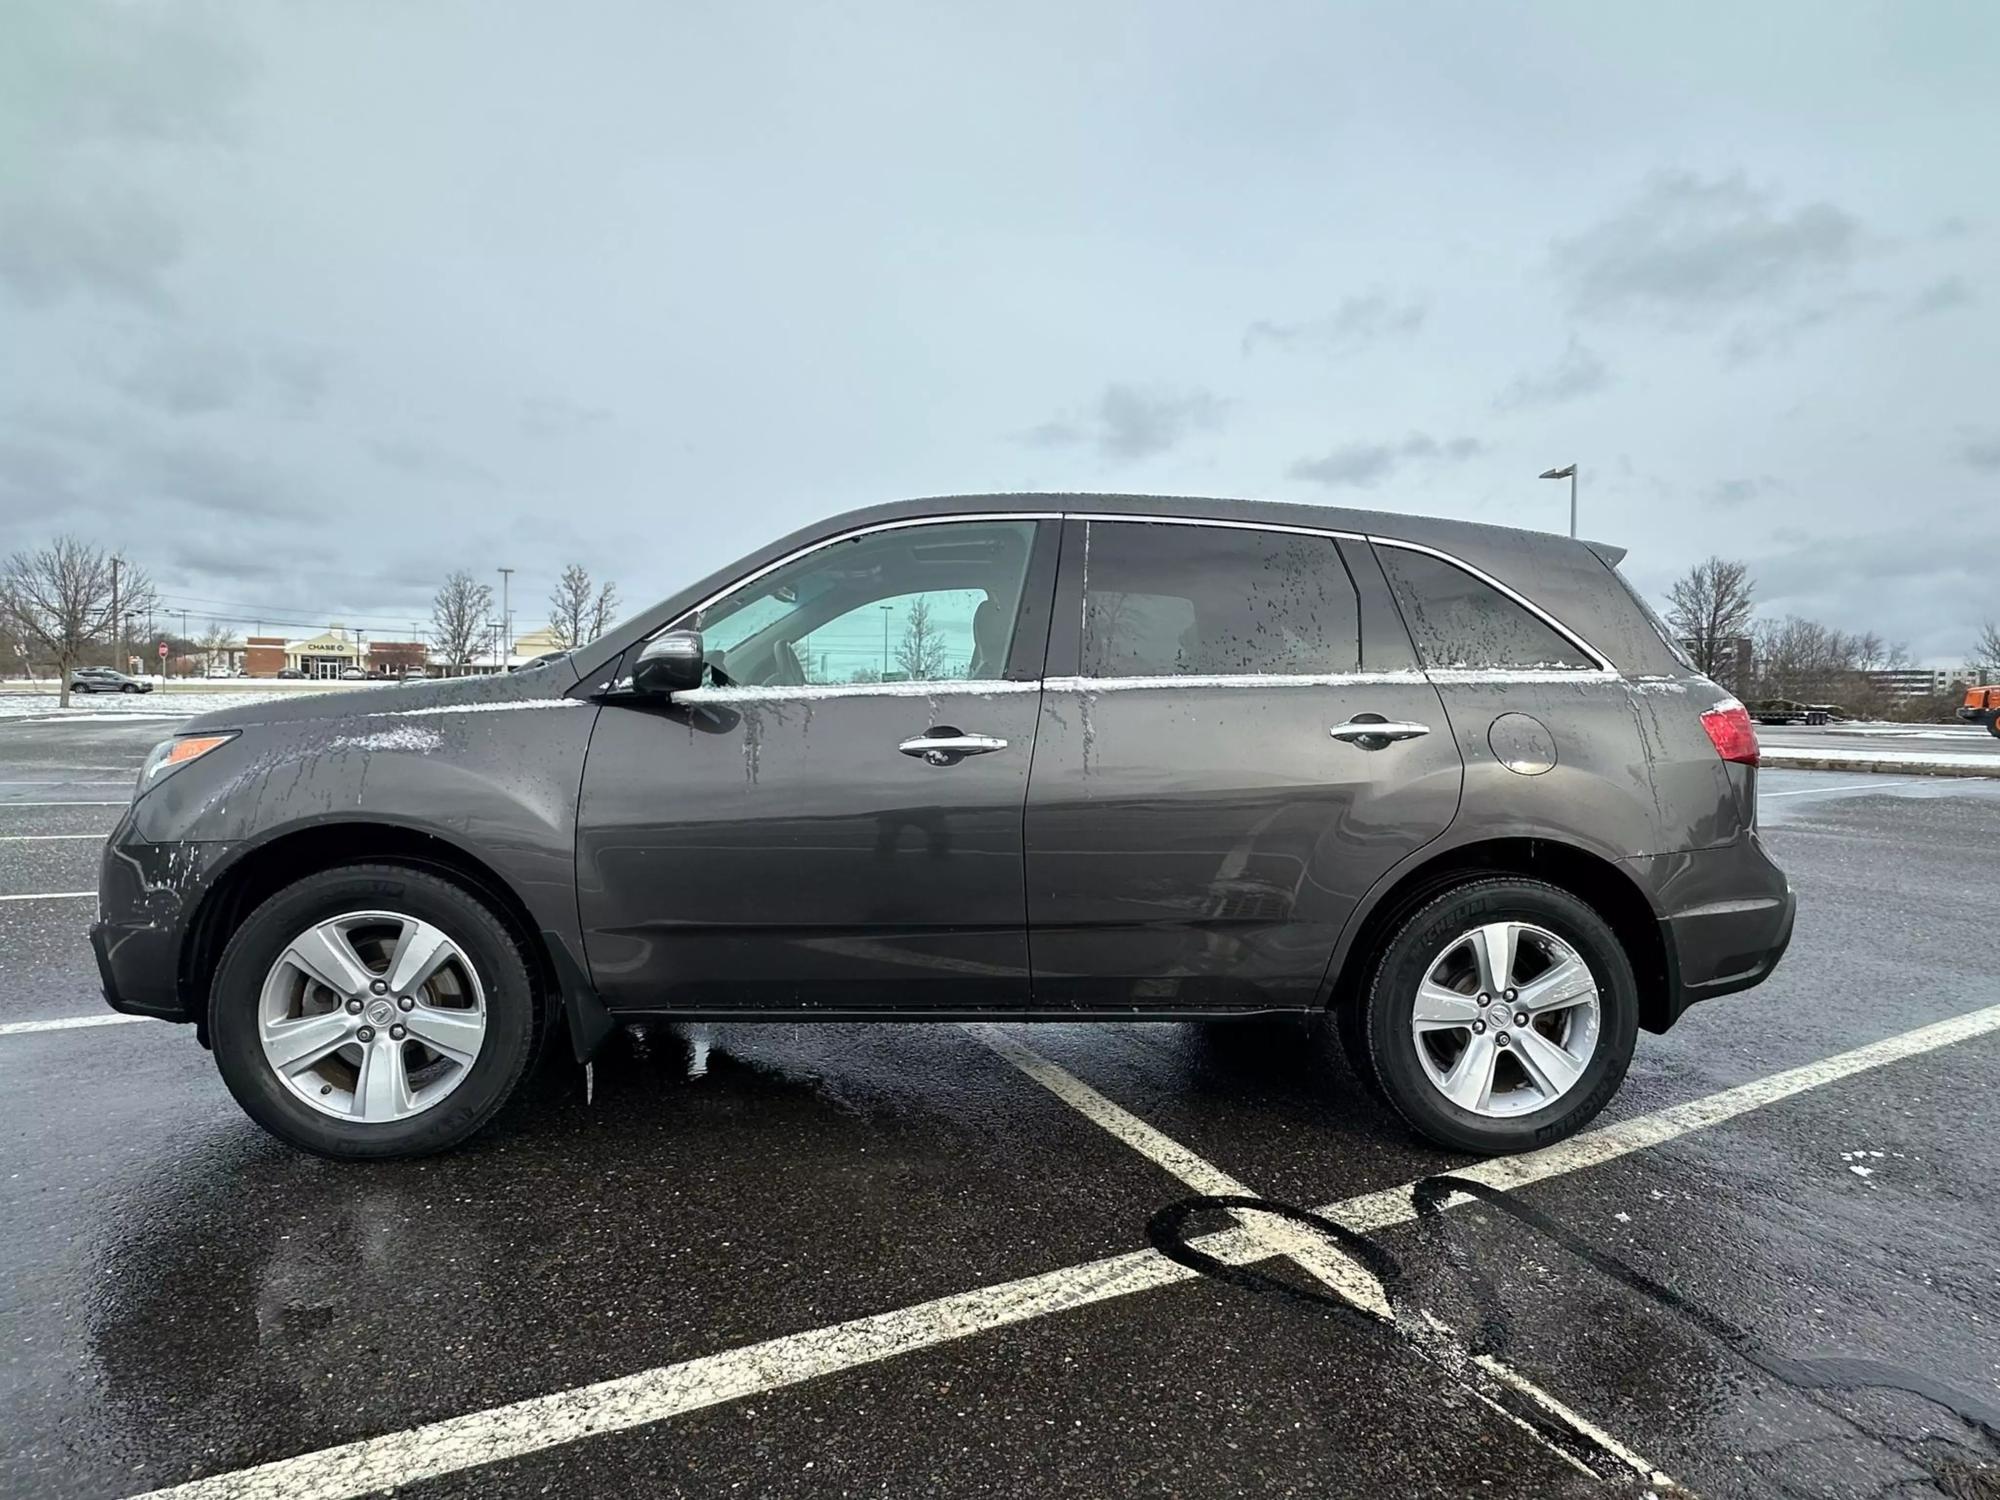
[497,568,515,664]
[1539,465,1578,538]
[880,604,893,679]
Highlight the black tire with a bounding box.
[1351,877,1638,1155]
[209,864,538,1160]
[121,683,139,693]
[1987,714,2000,741]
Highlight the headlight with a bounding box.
[137,733,238,793]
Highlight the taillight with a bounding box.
[1700,701,1759,765]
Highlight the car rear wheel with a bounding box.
[1350,877,1637,1154]
[209,864,538,1159]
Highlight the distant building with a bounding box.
[370,640,430,676]
[243,636,288,677]
[1861,666,1990,699]
[462,625,570,674]
[283,628,365,679]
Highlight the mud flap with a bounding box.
[539,929,617,1063]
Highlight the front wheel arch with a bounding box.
[181,821,561,1051]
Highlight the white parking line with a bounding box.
[0,833,103,841]
[0,780,132,785]
[0,890,93,902]
[120,1002,2000,1500]
[968,1023,1389,1316]
[969,1025,1672,1486]
[0,1014,146,1037]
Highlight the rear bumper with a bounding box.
[89,819,231,1026]
[1623,831,1795,1029]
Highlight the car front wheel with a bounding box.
[209,864,538,1159]
[1350,876,1637,1155]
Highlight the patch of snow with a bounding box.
[323,726,446,753]
[385,698,588,718]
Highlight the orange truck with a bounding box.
[1958,684,2000,738]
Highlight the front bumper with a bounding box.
[89,818,232,1025]
[1623,830,1795,1029]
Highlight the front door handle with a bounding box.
[899,730,1008,766]
[1329,718,1431,748]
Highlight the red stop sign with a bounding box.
[157,641,168,658]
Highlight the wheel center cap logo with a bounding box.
[367,999,396,1027]
[1485,1004,1513,1027]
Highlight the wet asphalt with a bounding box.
[2,718,1998,1499]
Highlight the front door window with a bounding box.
[690,520,1039,688]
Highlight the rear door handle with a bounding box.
[899,731,1008,765]
[1329,718,1431,747]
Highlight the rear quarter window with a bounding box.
[1377,546,1595,671]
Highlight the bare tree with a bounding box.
[547,564,594,648]
[1751,616,1877,706]
[196,620,234,675]
[1975,619,2000,673]
[588,578,619,640]
[1664,557,1756,685]
[430,571,493,675]
[895,596,948,681]
[0,536,151,708]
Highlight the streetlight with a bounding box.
[497,567,515,664]
[1539,464,1578,538]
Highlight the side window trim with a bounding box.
[1367,535,1614,674]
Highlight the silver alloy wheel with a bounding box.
[1409,920,1600,1118]
[257,910,487,1123]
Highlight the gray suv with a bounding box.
[91,494,1792,1160]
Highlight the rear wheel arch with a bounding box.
[182,821,561,1048]
[1325,836,1673,1034]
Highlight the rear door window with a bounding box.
[1081,522,1360,677]
[1376,546,1595,671]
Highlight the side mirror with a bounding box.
[631,630,705,696]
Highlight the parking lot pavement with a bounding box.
[3,722,1998,1499]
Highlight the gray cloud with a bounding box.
[1019,384,1227,461]
[1960,435,2000,472]
[138,443,303,520]
[1492,338,1611,413]
[370,438,497,485]
[1721,291,1878,365]
[1905,274,1974,318]
[16,0,249,149]
[1243,292,1426,357]
[0,184,184,310]
[521,396,611,439]
[115,343,250,416]
[1552,171,1862,322]
[1704,476,1783,506]
[1290,432,1483,489]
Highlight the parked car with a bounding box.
[339,667,368,681]
[275,668,306,679]
[69,667,152,694]
[91,494,1793,1160]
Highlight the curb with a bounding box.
[1760,751,1998,779]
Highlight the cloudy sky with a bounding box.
[3,0,1996,661]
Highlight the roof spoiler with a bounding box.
[1583,540,1628,568]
